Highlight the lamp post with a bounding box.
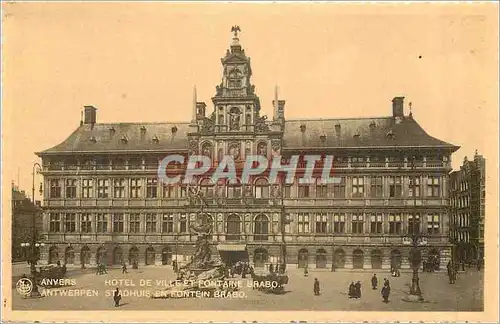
[30,162,43,272]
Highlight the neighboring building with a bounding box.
[12,184,43,262]
[449,151,486,264]
[36,30,459,270]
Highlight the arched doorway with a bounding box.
[226,214,241,241]
[96,246,107,265]
[298,248,308,268]
[352,249,364,269]
[253,248,268,268]
[129,246,139,265]
[316,249,327,268]
[80,246,91,266]
[428,249,440,270]
[48,246,59,264]
[64,247,74,265]
[254,214,269,241]
[145,246,155,265]
[390,249,402,269]
[113,247,123,265]
[162,247,172,265]
[371,249,383,269]
[334,249,346,268]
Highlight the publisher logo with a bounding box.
[16,278,33,296]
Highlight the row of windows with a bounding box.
[48,212,441,235]
[48,176,442,199]
[452,214,470,228]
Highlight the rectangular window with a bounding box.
[113,213,124,233]
[65,213,76,232]
[408,176,421,197]
[333,213,346,233]
[130,178,142,198]
[96,213,108,233]
[146,178,158,198]
[408,213,421,234]
[352,213,364,234]
[129,214,141,233]
[298,185,310,198]
[427,176,440,197]
[82,179,93,198]
[65,179,77,198]
[389,213,402,234]
[97,179,109,198]
[370,176,383,198]
[284,213,291,233]
[179,186,187,198]
[283,185,292,198]
[427,214,440,234]
[298,213,310,233]
[333,177,346,198]
[180,214,187,233]
[50,179,62,198]
[352,177,364,197]
[315,213,327,233]
[389,176,402,198]
[146,213,157,233]
[162,214,174,233]
[113,178,126,198]
[81,213,92,233]
[316,180,328,198]
[163,185,176,198]
[49,213,61,232]
[370,214,383,234]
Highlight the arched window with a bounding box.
[352,249,364,269]
[254,178,269,198]
[226,214,241,241]
[113,247,123,265]
[64,247,74,265]
[316,249,327,268]
[334,248,346,268]
[215,179,226,198]
[371,249,383,269]
[390,249,402,269]
[145,246,155,265]
[254,214,269,241]
[200,178,214,198]
[227,178,242,198]
[253,248,268,268]
[129,247,139,265]
[80,246,91,266]
[298,248,308,268]
[48,246,59,264]
[96,247,107,265]
[162,246,172,265]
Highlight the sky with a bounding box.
[2,2,498,201]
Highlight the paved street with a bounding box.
[11,265,483,311]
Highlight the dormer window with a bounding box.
[89,136,97,143]
[353,131,360,139]
[109,127,116,135]
[369,121,376,129]
[300,124,306,132]
[121,135,128,143]
[386,130,395,139]
[334,123,341,134]
[152,135,159,143]
[140,126,147,133]
[171,126,178,134]
[320,134,327,142]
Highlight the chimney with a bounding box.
[84,106,97,125]
[392,97,404,118]
[196,102,207,120]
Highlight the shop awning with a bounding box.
[217,244,247,252]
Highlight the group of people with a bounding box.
[95,263,108,275]
[348,281,363,298]
[344,274,391,302]
[229,261,254,278]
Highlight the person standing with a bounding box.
[313,278,320,296]
[113,288,121,307]
[304,265,309,277]
[381,280,391,303]
[348,282,355,298]
[371,274,378,290]
[122,263,128,274]
[354,281,362,298]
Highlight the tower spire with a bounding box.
[274,85,279,120]
[192,85,197,123]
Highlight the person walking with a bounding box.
[313,278,320,296]
[304,265,309,277]
[381,280,391,303]
[113,288,121,307]
[122,263,128,274]
[354,281,362,299]
[371,274,378,290]
[348,282,356,298]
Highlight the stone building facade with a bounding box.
[36,30,459,270]
[449,151,486,264]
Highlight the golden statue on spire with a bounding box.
[231,25,241,38]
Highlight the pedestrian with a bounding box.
[462,261,466,271]
[113,288,121,307]
[354,281,362,299]
[122,263,128,274]
[381,280,391,303]
[269,263,274,274]
[477,260,482,271]
[371,274,378,290]
[313,278,320,296]
[348,282,356,298]
[304,266,309,277]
